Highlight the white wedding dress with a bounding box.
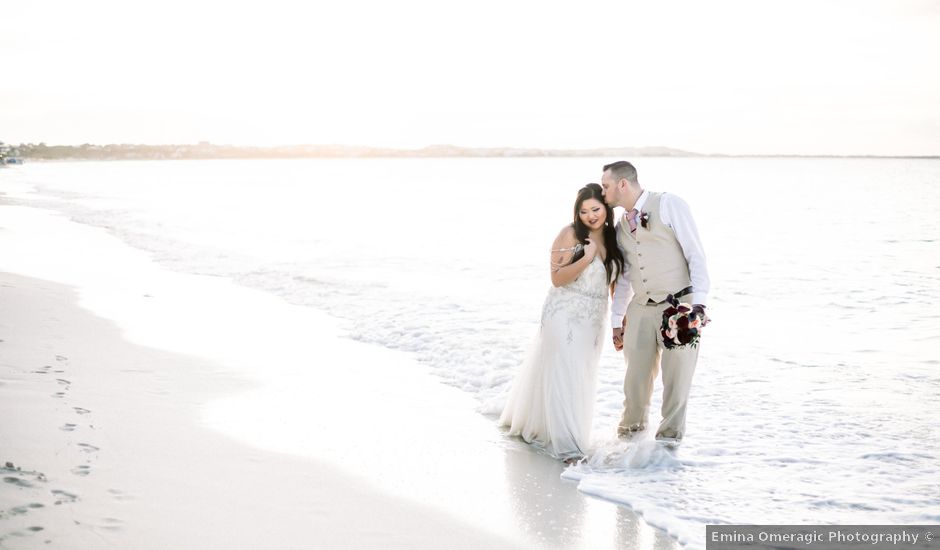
[499,254,609,459]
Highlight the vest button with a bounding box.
[642,279,648,283]
[640,266,644,270]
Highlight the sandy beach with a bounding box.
[1,272,537,549]
[0,247,677,549]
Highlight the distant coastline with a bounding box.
[5,143,698,161]
[2,142,937,161]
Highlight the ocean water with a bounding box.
[2,157,939,546]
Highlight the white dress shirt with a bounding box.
[611,190,710,329]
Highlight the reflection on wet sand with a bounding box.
[616,506,682,550]
[502,437,681,549]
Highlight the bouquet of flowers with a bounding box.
[660,294,707,349]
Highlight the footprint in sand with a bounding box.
[56,379,70,387]
[0,526,46,540]
[5,503,43,517]
[108,488,133,501]
[51,489,78,505]
[51,391,66,399]
[73,407,91,415]
[100,517,124,532]
[70,465,91,477]
[55,355,68,362]
[32,366,52,375]
[3,476,35,488]
[2,466,48,489]
[60,423,78,432]
[76,443,99,454]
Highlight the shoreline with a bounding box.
[0,274,670,549]
[0,272,532,549]
[0,200,673,549]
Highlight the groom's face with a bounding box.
[601,171,621,206]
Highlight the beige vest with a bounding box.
[617,192,692,305]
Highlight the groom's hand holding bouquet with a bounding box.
[661,295,709,349]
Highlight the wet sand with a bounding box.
[0,272,673,549]
[0,273,527,549]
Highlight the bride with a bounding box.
[499,183,623,463]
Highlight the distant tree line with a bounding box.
[2,142,700,160]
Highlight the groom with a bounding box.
[601,161,710,445]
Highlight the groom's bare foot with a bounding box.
[563,457,582,466]
[617,425,645,440]
[655,436,681,449]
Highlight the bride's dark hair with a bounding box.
[571,183,624,282]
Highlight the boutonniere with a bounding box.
[640,211,651,229]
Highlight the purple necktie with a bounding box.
[626,208,639,232]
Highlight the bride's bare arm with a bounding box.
[550,226,595,287]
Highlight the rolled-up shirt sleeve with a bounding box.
[610,266,633,329]
[610,222,633,328]
[661,194,710,306]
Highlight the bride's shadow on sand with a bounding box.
[501,436,680,550]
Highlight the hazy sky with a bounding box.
[2,0,938,155]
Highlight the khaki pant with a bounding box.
[619,298,700,440]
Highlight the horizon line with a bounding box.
[3,141,938,160]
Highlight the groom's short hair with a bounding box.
[603,161,638,186]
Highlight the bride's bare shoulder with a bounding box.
[553,225,577,246]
